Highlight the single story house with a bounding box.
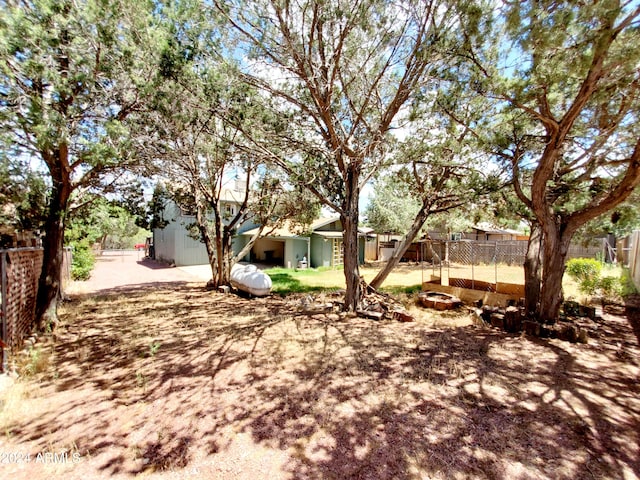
[467,223,528,241]
[153,201,367,268]
[241,216,368,268]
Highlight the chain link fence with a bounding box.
[420,238,605,292]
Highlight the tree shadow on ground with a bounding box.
[624,294,640,345]
[134,258,181,270]
[2,284,639,479]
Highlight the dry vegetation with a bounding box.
[0,280,639,480]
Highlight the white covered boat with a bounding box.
[230,264,272,297]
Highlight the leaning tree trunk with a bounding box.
[35,178,71,331]
[523,222,543,317]
[369,204,430,290]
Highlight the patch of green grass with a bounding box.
[266,267,344,294]
[268,272,330,295]
[20,346,52,377]
[149,341,161,357]
[381,284,423,295]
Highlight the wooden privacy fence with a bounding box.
[1,248,43,371]
[1,247,72,371]
[629,231,640,290]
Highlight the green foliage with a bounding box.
[1,0,166,320]
[565,258,631,303]
[597,276,623,303]
[70,241,95,281]
[620,268,639,297]
[21,346,50,377]
[565,258,602,295]
[148,341,161,357]
[0,155,48,233]
[576,190,640,241]
[138,184,171,231]
[66,195,150,250]
[365,176,421,234]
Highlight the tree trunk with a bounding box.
[217,232,233,287]
[369,205,429,290]
[196,201,219,288]
[341,165,362,311]
[523,222,543,317]
[537,228,571,323]
[342,210,361,311]
[35,179,71,331]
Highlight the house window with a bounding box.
[223,204,236,219]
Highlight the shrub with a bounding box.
[565,258,602,295]
[620,268,639,297]
[565,257,631,303]
[597,276,623,303]
[71,241,95,281]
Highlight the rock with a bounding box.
[557,324,579,342]
[357,310,384,321]
[481,305,498,323]
[578,305,596,320]
[539,325,554,338]
[504,306,522,333]
[393,310,415,322]
[563,300,580,316]
[490,313,504,329]
[218,285,230,294]
[577,329,589,344]
[523,320,541,337]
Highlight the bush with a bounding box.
[71,241,95,281]
[565,258,602,295]
[620,268,639,297]
[565,257,630,303]
[597,275,623,303]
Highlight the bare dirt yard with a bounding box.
[0,253,639,479]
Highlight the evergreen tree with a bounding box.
[0,0,164,329]
[467,1,640,321]
[217,0,488,310]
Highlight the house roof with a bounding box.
[472,222,524,236]
[309,216,341,230]
[218,188,247,203]
[313,231,344,239]
[242,215,373,239]
[241,216,339,238]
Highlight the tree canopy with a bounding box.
[216,0,490,309]
[476,1,640,321]
[0,0,164,328]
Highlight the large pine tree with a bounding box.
[0,0,163,329]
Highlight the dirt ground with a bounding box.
[0,253,639,479]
